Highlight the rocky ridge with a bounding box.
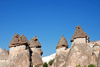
[0,25,100,67]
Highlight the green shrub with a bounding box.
[76,64,82,67]
[35,65,39,67]
[43,62,48,67]
[48,59,55,65]
[88,64,96,67]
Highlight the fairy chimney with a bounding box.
[29,36,43,67]
[56,35,68,53]
[9,33,29,58]
[71,25,89,45]
[29,36,43,55]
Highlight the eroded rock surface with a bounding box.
[8,50,30,67]
[66,43,97,67]
[97,51,100,67]
[0,48,9,67]
[32,52,43,67]
[52,49,69,67]
[71,25,89,42]
[9,33,28,47]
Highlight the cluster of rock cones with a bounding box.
[0,25,100,67]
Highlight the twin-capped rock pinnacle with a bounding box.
[9,33,28,47]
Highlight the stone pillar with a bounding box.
[52,35,69,67]
[29,36,43,67]
[8,33,30,67]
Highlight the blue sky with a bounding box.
[0,0,100,57]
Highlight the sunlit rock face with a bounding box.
[32,52,43,67]
[0,48,9,67]
[8,50,30,67]
[8,33,29,58]
[52,35,69,67]
[71,25,89,47]
[88,41,100,57]
[9,33,29,48]
[8,33,31,67]
[66,43,97,67]
[97,51,100,67]
[29,36,43,67]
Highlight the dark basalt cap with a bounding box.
[9,33,29,48]
[71,25,89,42]
[56,35,68,49]
[29,36,41,48]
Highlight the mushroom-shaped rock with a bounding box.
[9,33,28,48]
[56,35,68,49]
[71,25,89,42]
[29,36,41,48]
[20,34,29,44]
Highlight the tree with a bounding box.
[88,64,96,67]
[48,59,55,65]
[35,65,39,67]
[43,62,48,67]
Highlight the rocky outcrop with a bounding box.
[29,36,41,48]
[6,33,43,67]
[97,51,100,67]
[29,36,43,67]
[32,52,43,67]
[9,33,29,47]
[56,35,68,49]
[8,50,30,67]
[9,34,29,58]
[0,48,9,67]
[52,35,69,67]
[66,43,97,67]
[71,25,89,43]
[88,41,100,57]
[53,49,69,67]
[0,48,9,60]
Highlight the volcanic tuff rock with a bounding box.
[0,48,9,67]
[8,50,30,67]
[9,33,29,47]
[52,49,69,67]
[32,52,43,67]
[0,49,9,60]
[97,51,100,67]
[66,43,97,67]
[29,36,41,48]
[52,35,69,67]
[56,35,68,49]
[29,36,43,67]
[88,41,100,57]
[71,25,89,42]
[3,33,43,67]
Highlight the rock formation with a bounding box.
[0,25,99,67]
[65,25,97,67]
[0,33,43,67]
[66,43,97,67]
[29,36,43,67]
[97,50,100,67]
[52,25,98,67]
[71,25,89,47]
[9,33,28,47]
[52,35,69,67]
[0,48,9,67]
[88,41,100,57]
[8,33,30,67]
